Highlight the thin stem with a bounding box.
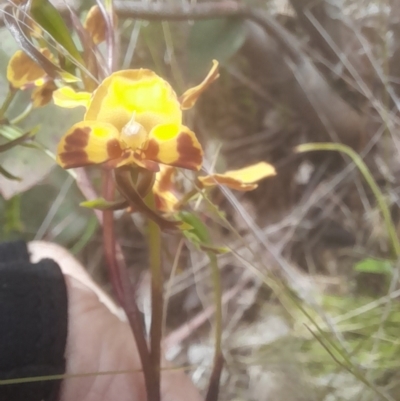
[296,143,400,258]
[102,169,156,401]
[163,238,184,333]
[146,191,163,401]
[102,171,124,302]
[205,251,223,401]
[0,89,16,120]
[10,103,33,125]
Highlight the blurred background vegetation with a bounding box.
[2,0,400,400]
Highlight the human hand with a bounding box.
[0,240,202,401]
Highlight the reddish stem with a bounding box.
[102,171,124,303]
[101,169,157,401]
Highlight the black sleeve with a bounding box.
[0,241,68,401]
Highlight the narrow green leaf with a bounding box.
[3,4,62,79]
[30,0,83,62]
[199,243,229,255]
[0,165,21,181]
[354,258,393,275]
[71,216,98,254]
[4,195,23,233]
[80,197,128,210]
[0,130,34,152]
[179,211,210,245]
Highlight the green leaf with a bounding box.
[80,197,128,210]
[0,165,21,181]
[178,211,229,255]
[187,18,246,80]
[30,0,83,63]
[71,215,98,254]
[179,211,210,245]
[0,103,83,199]
[354,258,393,275]
[4,195,23,233]
[199,243,229,255]
[3,5,64,79]
[0,130,34,152]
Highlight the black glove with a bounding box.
[0,240,68,401]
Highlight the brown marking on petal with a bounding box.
[59,150,90,168]
[142,139,160,160]
[175,133,203,170]
[107,138,123,159]
[32,81,57,107]
[157,168,175,193]
[64,127,90,151]
[58,126,91,168]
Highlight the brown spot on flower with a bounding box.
[59,150,89,168]
[58,127,90,168]
[32,81,57,108]
[64,127,90,151]
[107,138,123,159]
[157,168,175,193]
[142,139,160,160]
[175,132,202,170]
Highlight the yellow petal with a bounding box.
[57,120,124,169]
[53,86,92,108]
[32,81,57,108]
[198,162,276,191]
[153,166,179,213]
[84,5,118,45]
[139,124,203,171]
[85,69,182,132]
[7,50,49,89]
[179,60,219,110]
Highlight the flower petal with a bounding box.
[199,162,276,191]
[153,166,179,213]
[85,69,182,132]
[7,50,50,89]
[32,81,57,108]
[84,5,118,45]
[179,60,219,110]
[139,124,203,171]
[57,120,123,169]
[53,86,92,109]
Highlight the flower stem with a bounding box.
[102,170,157,401]
[102,172,124,302]
[146,191,163,401]
[10,103,33,125]
[0,89,16,120]
[205,251,224,401]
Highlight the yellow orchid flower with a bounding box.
[84,5,118,45]
[6,48,79,108]
[198,162,276,191]
[56,61,219,172]
[6,49,56,107]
